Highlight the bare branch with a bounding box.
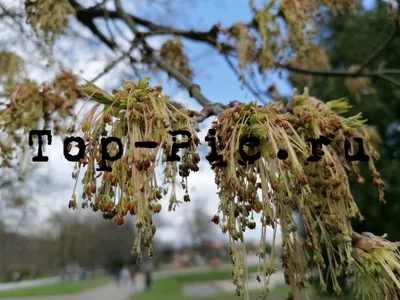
[114,0,140,34]
[223,54,267,104]
[90,38,141,83]
[0,3,25,34]
[69,1,400,96]
[103,4,117,45]
[151,54,212,106]
[113,0,213,107]
[0,3,23,19]
[357,19,400,74]
[70,0,117,49]
[193,103,226,122]
[279,64,400,77]
[66,0,217,114]
[70,3,233,52]
[377,74,400,88]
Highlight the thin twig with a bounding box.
[72,2,400,86]
[377,74,400,88]
[103,3,117,45]
[111,18,132,44]
[72,4,233,52]
[114,0,139,34]
[87,0,108,10]
[223,54,267,104]
[0,3,25,34]
[90,48,131,83]
[113,0,213,107]
[90,32,144,83]
[69,1,217,116]
[357,20,400,74]
[279,64,400,77]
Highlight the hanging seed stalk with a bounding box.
[207,88,390,300]
[69,77,200,260]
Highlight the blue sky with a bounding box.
[144,0,377,107]
[155,0,291,105]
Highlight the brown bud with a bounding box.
[103,111,112,123]
[90,184,97,193]
[253,202,263,213]
[153,204,162,213]
[192,153,200,163]
[124,201,133,211]
[112,215,124,226]
[355,237,373,252]
[234,206,240,218]
[211,215,220,225]
[130,202,137,215]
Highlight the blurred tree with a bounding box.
[0,168,43,279]
[183,201,218,263]
[49,209,137,270]
[314,1,400,240]
[286,1,400,295]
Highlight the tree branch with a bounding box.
[192,103,225,122]
[70,2,234,52]
[90,38,141,83]
[113,0,213,107]
[68,0,226,119]
[356,18,400,74]
[70,1,400,101]
[0,3,25,34]
[70,2,400,93]
[223,54,267,104]
[377,74,400,88]
[278,64,400,77]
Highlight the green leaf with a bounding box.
[81,79,114,105]
[327,98,351,114]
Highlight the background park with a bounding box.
[1,0,400,299]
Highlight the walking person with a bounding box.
[119,265,131,287]
[114,267,120,283]
[142,260,154,291]
[129,266,136,287]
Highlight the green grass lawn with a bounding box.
[154,266,259,282]
[0,276,111,298]
[135,281,347,300]
[134,267,350,300]
[134,267,273,300]
[135,278,301,300]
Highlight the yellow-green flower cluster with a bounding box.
[209,88,385,299]
[71,78,200,260]
[225,0,357,76]
[352,232,400,300]
[0,51,23,86]
[25,0,75,42]
[0,71,83,168]
[160,37,193,81]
